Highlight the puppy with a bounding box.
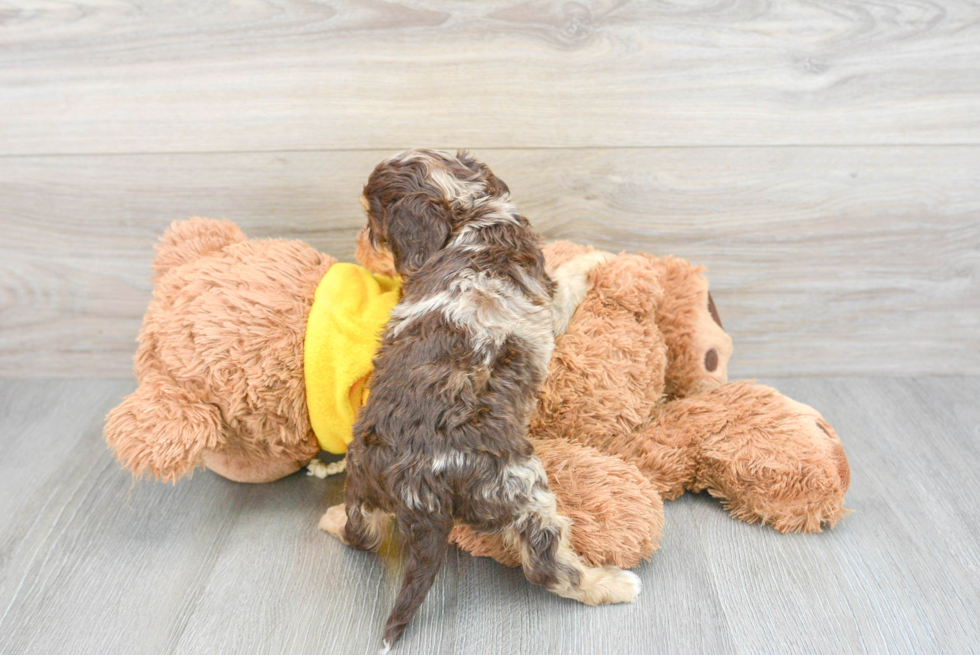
[321,150,639,650]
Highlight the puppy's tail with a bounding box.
[381,513,453,651]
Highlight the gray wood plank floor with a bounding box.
[2,377,978,655]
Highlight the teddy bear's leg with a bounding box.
[200,437,319,483]
[632,382,851,533]
[104,372,225,482]
[450,437,664,569]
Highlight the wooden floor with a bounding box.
[3,2,980,654]
[1,377,978,655]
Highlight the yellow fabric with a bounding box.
[304,263,401,454]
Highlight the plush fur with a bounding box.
[105,217,329,484]
[104,217,667,569]
[104,164,850,585]
[449,243,849,565]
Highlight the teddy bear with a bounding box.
[104,217,849,571]
[359,237,851,565]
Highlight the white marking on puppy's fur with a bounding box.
[387,291,455,337]
[450,199,520,246]
[428,167,483,204]
[358,507,392,549]
[441,272,554,370]
[432,450,468,474]
[498,455,548,497]
[390,267,555,373]
[399,483,440,513]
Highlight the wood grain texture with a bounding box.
[698,376,980,655]
[1,0,979,155]
[2,377,979,654]
[1,148,978,377]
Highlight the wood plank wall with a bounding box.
[1,1,978,377]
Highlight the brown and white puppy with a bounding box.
[321,150,639,650]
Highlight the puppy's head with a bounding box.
[357,149,509,277]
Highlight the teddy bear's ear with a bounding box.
[152,217,244,282]
[645,255,733,398]
[383,193,452,277]
[708,292,723,329]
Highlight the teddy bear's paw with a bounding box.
[780,398,851,495]
[749,407,852,534]
[674,382,851,533]
[319,504,349,543]
[571,565,642,606]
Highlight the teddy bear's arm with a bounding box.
[545,247,613,337]
[533,249,668,444]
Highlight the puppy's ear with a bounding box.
[385,192,452,276]
[456,150,509,196]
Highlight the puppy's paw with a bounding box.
[319,504,349,543]
[551,250,615,336]
[578,565,642,605]
[600,567,642,604]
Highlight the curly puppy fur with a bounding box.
[324,150,640,649]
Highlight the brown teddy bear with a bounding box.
[360,238,851,566]
[104,218,849,570]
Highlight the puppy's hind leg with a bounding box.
[504,459,641,605]
[381,512,453,651]
[320,502,391,552]
[346,503,392,552]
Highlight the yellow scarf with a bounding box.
[304,263,401,454]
